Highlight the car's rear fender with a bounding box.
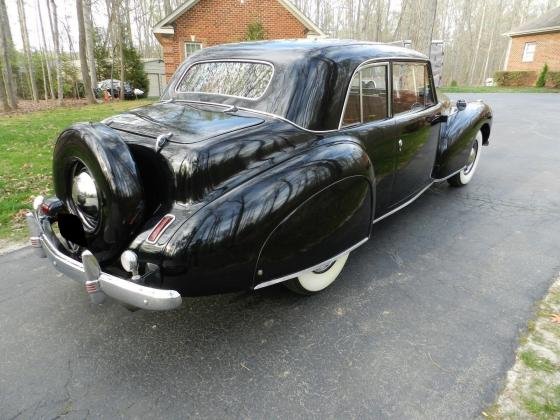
[157,139,374,296]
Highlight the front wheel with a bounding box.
[285,254,349,295]
[448,131,483,187]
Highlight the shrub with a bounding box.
[536,63,549,87]
[494,71,536,87]
[245,20,266,41]
[450,80,458,87]
[546,71,560,88]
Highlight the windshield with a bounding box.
[175,61,273,100]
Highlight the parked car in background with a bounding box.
[27,40,492,311]
[97,79,144,99]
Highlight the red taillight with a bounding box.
[39,198,63,217]
[147,215,175,244]
[40,203,51,214]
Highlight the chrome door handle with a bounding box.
[398,139,403,151]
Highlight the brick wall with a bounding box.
[506,32,560,72]
[155,0,310,79]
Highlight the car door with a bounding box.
[390,61,442,205]
[340,62,397,216]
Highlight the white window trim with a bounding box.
[522,42,536,62]
[184,42,202,59]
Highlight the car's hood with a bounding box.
[104,101,264,143]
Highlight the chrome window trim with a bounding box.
[253,237,369,290]
[338,60,391,130]
[391,61,438,117]
[171,57,434,133]
[174,59,275,102]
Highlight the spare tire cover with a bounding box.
[53,123,145,262]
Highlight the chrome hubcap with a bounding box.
[463,140,479,175]
[71,164,100,232]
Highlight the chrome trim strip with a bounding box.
[253,237,369,290]
[174,59,275,102]
[166,99,338,134]
[338,61,391,129]
[432,167,463,183]
[29,212,182,310]
[373,182,433,224]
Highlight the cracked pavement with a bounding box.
[1,93,559,418]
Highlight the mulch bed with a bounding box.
[0,99,91,116]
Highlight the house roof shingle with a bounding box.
[505,6,560,36]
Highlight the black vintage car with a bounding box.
[27,40,492,310]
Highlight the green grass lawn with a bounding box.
[439,86,560,93]
[0,99,154,243]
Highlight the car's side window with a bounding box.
[392,63,435,115]
[342,64,388,127]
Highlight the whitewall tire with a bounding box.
[448,131,483,187]
[285,253,349,295]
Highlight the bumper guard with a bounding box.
[26,207,182,311]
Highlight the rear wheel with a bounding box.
[285,254,349,295]
[448,131,482,187]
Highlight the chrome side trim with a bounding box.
[432,167,463,183]
[168,99,338,134]
[373,182,433,224]
[253,237,369,290]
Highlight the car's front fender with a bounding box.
[435,101,492,179]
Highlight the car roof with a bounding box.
[194,39,428,65]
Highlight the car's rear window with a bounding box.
[176,61,273,100]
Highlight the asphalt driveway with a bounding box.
[1,93,559,419]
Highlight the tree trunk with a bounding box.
[17,0,38,101]
[0,65,8,111]
[39,50,48,101]
[163,0,172,16]
[119,34,125,100]
[0,0,17,109]
[47,0,64,104]
[76,0,96,104]
[467,2,486,86]
[83,0,97,90]
[37,0,55,100]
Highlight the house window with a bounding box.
[522,42,536,62]
[185,42,202,59]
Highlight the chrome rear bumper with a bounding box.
[26,209,182,311]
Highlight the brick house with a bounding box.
[153,0,326,80]
[503,6,560,83]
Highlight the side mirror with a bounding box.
[456,99,467,111]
